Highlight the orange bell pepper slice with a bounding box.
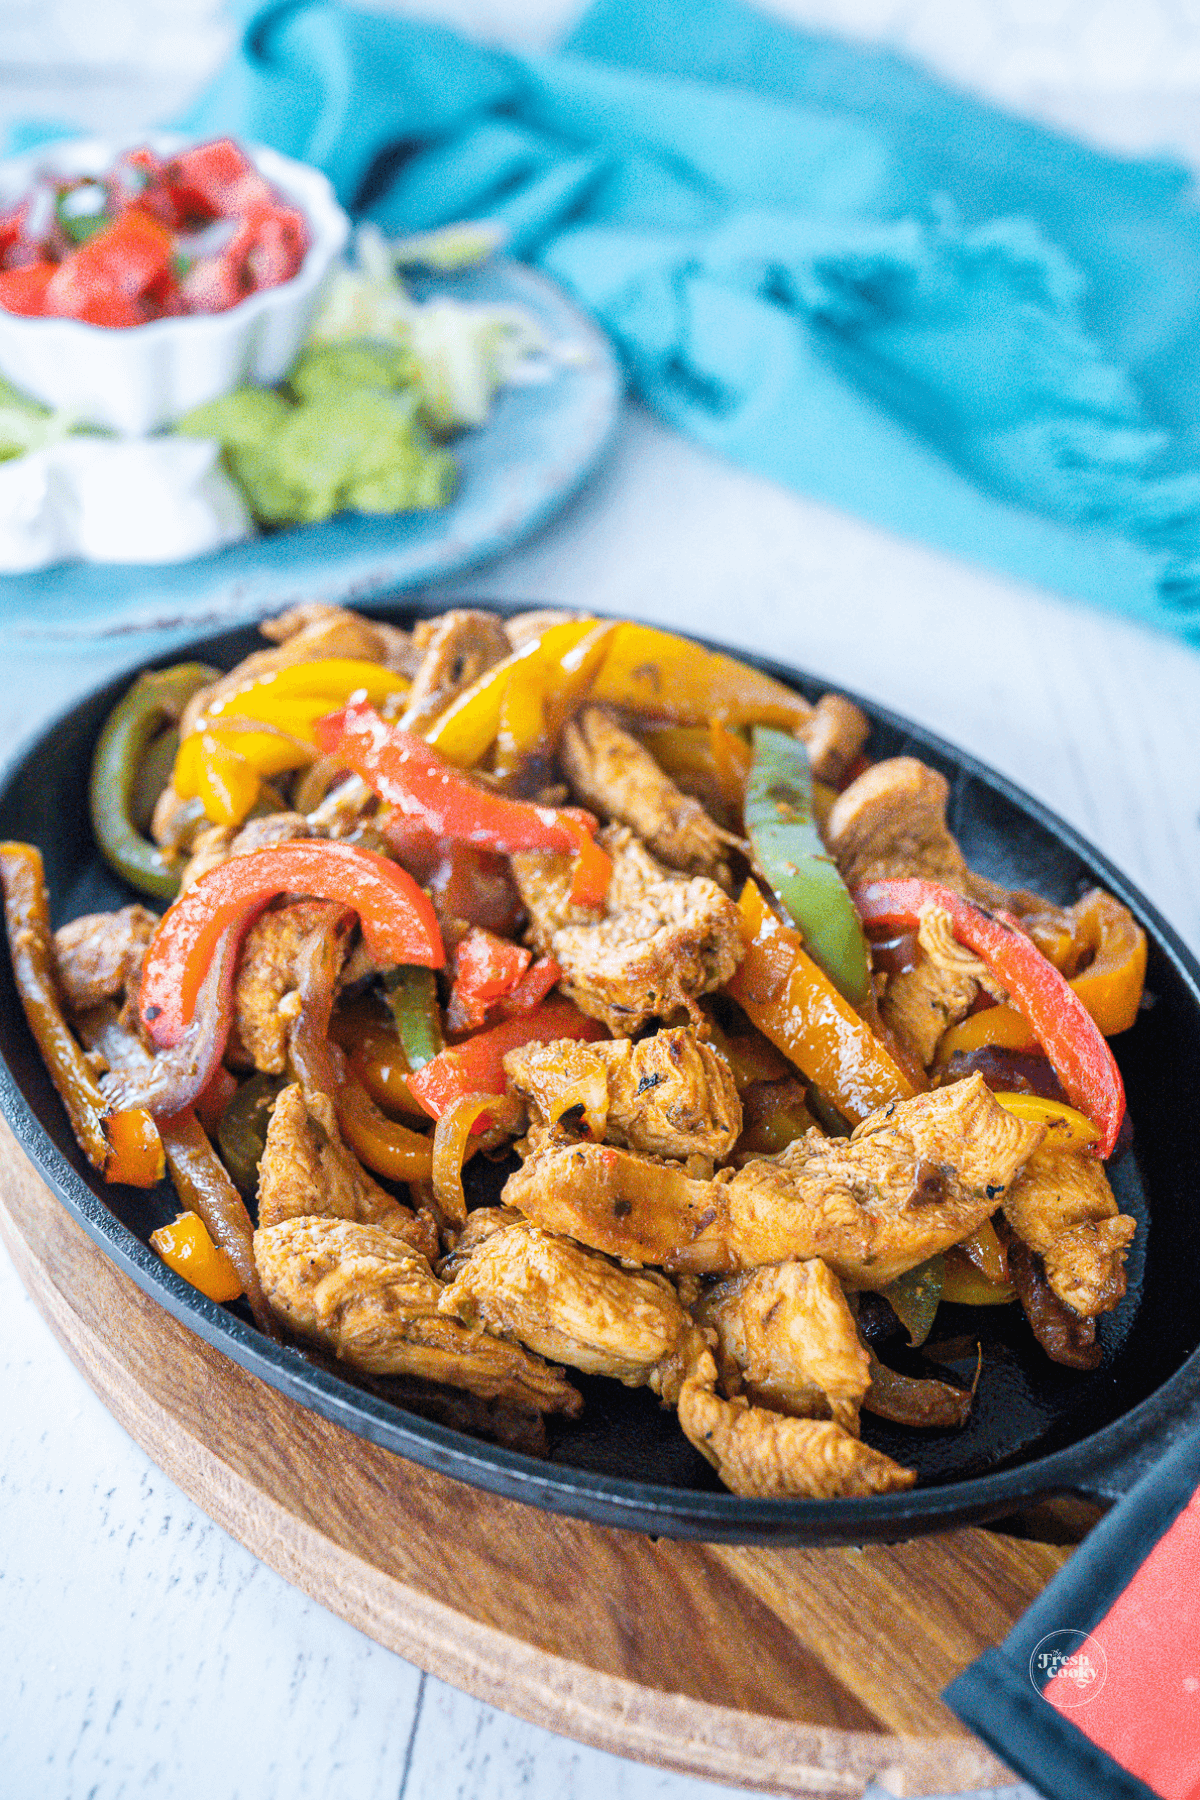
[1066,890,1147,1036]
[725,880,914,1124]
[150,1211,243,1303]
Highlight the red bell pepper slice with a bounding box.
[852,877,1126,1158]
[317,700,613,909]
[140,841,444,1049]
[407,997,607,1123]
[496,954,561,1018]
[43,208,175,325]
[0,262,55,316]
[447,927,532,1034]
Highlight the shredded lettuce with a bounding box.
[310,224,548,432]
[0,377,78,463]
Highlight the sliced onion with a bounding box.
[288,906,356,1101]
[432,1091,522,1228]
[105,924,240,1120]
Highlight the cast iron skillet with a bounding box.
[2,602,1199,1547]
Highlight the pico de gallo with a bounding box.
[0,139,311,327]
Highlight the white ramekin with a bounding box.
[0,134,350,434]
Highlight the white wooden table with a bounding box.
[2,4,1199,1796]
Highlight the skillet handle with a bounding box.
[1069,1364,1200,1502]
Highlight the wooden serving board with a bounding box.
[0,1111,1074,1798]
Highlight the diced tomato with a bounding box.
[0,262,56,316]
[42,209,175,325]
[165,139,274,221]
[179,203,308,312]
[0,203,27,262]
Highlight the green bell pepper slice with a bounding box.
[744,726,870,1005]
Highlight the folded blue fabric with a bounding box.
[91,1,1200,637]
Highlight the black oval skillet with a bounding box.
[1,601,1199,1548]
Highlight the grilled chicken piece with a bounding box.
[503,1139,716,1263]
[1002,1143,1135,1318]
[180,811,313,893]
[181,604,414,736]
[253,1216,581,1412]
[826,758,974,895]
[230,899,351,1075]
[504,1026,742,1162]
[439,1213,690,1393]
[259,601,416,671]
[676,1341,914,1499]
[803,693,870,788]
[504,1075,1043,1286]
[504,609,582,649]
[512,826,743,1035]
[881,954,980,1069]
[694,1260,870,1431]
[562,707,732,882]
[402,609,511,726]
[257,1080,436,1259]
[53,905,158,1014]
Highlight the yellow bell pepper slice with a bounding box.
[993,1090,1100,1151]
[1066,890,1147,1036]
[494,619,619,776]
[588,623,813,729]
[204,658,406,719]
[725,880,915,1124]
[426,618,603,766]
[428,620,813,767]
[150,1211,243,1303]
[174,731,262,828]
[936,1002,1036,1062]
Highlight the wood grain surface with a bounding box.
[0,1110,1073,1798]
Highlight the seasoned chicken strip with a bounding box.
[504,1027,742,1162]
[439,1215,690,1393]
[826,758,974,895]
[676,1342,913,1499]
[54,905,158,1013]
[504,1075,1043,1287]
[803,693,870,788]
[881,954,980,1069]
[253,1216,580,1413]
[1002,1143,1135,1317]
[511,826,743,1035]
[402,609,511,726]
[561,707,732,881]
[694,1260,870,1431]
[257,1080,436,1260]
[231,899,352,1075]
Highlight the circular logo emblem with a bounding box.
[1029,1629,1108,1707]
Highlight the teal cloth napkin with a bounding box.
[64,0,1200,636]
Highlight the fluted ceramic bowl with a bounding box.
[0,134,350,434]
